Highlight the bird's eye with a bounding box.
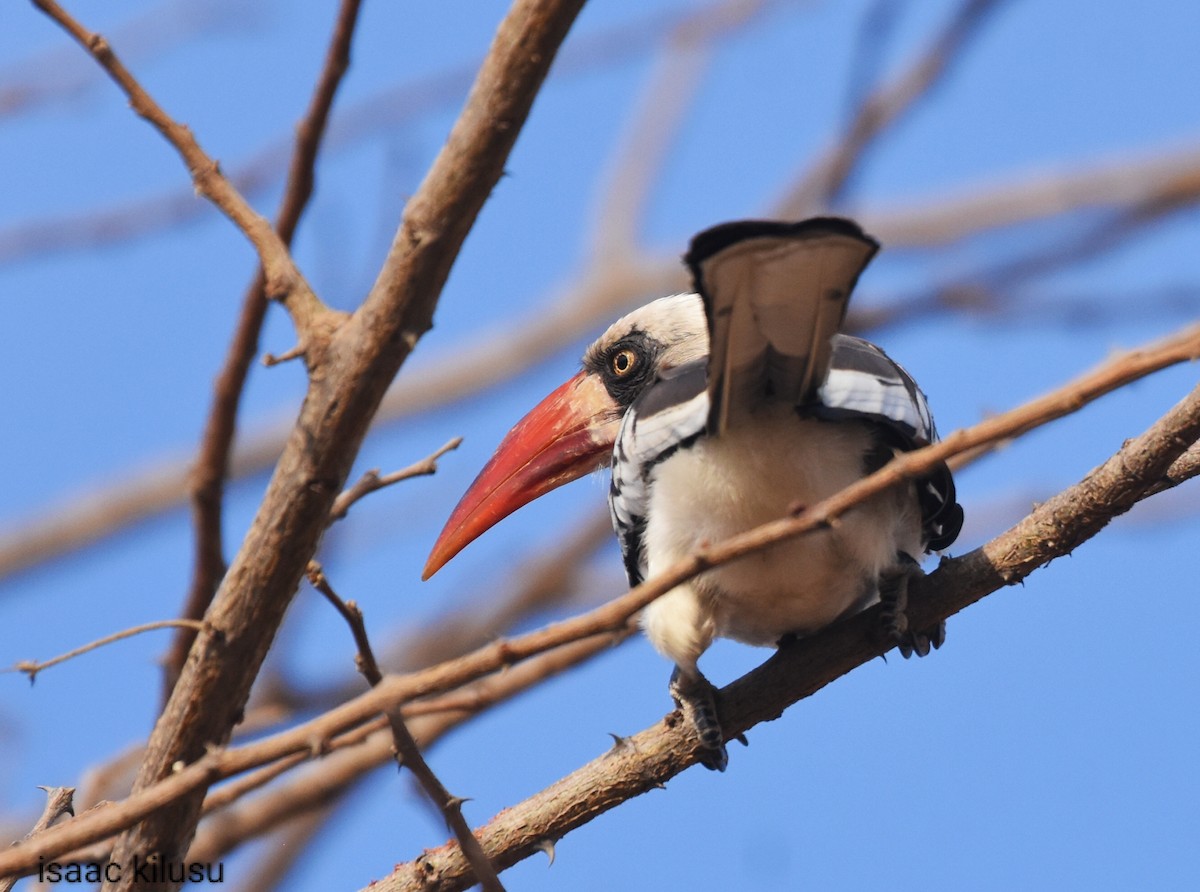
[609,348,638,378]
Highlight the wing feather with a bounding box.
[685,218,879,435]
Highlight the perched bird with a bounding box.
[424,218,963,770]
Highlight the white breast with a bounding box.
[639,404,922,674]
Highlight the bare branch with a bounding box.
[956,173,1200,291]
[307,564,383,687]
[1145,440,1200,497]
[590,0,772,258]
[46,632,629,874]
[199,719,386,819]
[225,812,332,892]
[5,315,1183,876]
[0,257,681,583]
[7,620,206,683]
[0,622,631,881]
[269,506,613,722]
[0,0,777,267]
[329,436,463,522]
[867,145,1200,248]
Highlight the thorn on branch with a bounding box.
[534,838,556,866]
[0,785,76,891]
[606,732,630,754]
[35,785,77,819]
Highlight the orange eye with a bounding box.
[610,348,638,377]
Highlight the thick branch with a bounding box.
[168,0,366,701]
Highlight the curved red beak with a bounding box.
[422,371,621,579]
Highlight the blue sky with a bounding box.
[2,1,1199,889]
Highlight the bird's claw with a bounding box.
[669,668,728,771]
[879,552,945,659]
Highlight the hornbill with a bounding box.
[424,218,963,770]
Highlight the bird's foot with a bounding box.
[669,668,728,772]
[878,552,945,659]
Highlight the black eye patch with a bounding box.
[589,331,662,409]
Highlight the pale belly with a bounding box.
[638,408,922,674]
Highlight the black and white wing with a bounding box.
[816,335,963,551]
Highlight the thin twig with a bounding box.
[0,259,680,583]
[0,0,240,121]
[869,145,1200,249]
[218,507,613,763]
[1,627,630,881]
[329,436,463,522]
[841,0,904,124]
[379,506,613,678]
[961,187,1200,293]
[306,564,383,687]
[198,717,387,818]
[7,620,206,683]
[307,562,504,891]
